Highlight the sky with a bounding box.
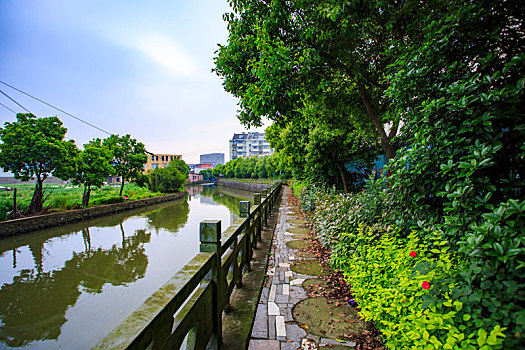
[0,0,268,173]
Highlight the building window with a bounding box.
[151,155,154,161]
[156,156,159,161]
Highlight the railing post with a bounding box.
[240,201,252,273]
[269,186,274,214]
[254,193,262,242]
[199,220,222,348]
[262,189,268,227]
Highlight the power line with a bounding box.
[0,80,112,136]
[0,88,31,113]
[0,101,16,114]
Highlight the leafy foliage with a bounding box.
[287,0,523,347]
[72,138,113,206]
[103,134,148,196]
[149,159,189,193]
[214,0,416,159]
[219,154,283,180]
[0,113,78,214]
[199,169,213,181]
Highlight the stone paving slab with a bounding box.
[248,187,357,349]
[249,340,280,350]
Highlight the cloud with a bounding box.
[130,34,198,77]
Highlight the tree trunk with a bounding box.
[26,177,44,214]
[329,148,349,194]
[82,184,91,207]
[13,188,17,218]
[119,178,125,196]
[357,82,396,161]
[335,161,349,194]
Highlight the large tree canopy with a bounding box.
[0,113,78,214]
[214,0,436,160]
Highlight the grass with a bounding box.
[0,183,164,220]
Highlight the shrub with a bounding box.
[301,179,518,348]
[333,225,508,349]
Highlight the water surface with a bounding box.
[0,184,252,349]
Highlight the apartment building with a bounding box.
[229,132,273,160]
[144,153,182,172]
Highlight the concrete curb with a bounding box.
[0,192,186,238]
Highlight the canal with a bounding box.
[0,184,253,349]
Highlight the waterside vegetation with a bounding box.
[0,113,190,220]
[215,0,524,348]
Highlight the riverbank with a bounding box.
[218,179,274,193]
[0,191,186,238]
[0,180,268,238]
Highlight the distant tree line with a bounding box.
[199,153,285,181]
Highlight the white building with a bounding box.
[229,132,273,160]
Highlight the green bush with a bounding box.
[149,159,189,193]
[289,179,305,197]
[333,224,506,349]
[301,178,520,348]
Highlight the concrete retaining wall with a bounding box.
[0,192,186,238]
[217,180,273,193]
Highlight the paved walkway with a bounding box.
[248,187,356,350]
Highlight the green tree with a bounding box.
[134,173,150,188]
[306,124,375,193]
[265,120,310,180]
[244,157,258,178]
[214,0,429,161]
[103,134,148,196]
[224,157,242,178]
[212,164,224,178]
[233,157,246,178]
[265,153,283,178]
[200,169,212,181]
[72,138,113,207]
[0,114,78,214]
[169,158,190,176]
[254,156,268,178]
[149,159,189,193]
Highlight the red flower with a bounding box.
[410,251,417,257]
[422,281,430,289]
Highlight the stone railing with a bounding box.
[94,181,282,350]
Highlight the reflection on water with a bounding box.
[0,184,252,349]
